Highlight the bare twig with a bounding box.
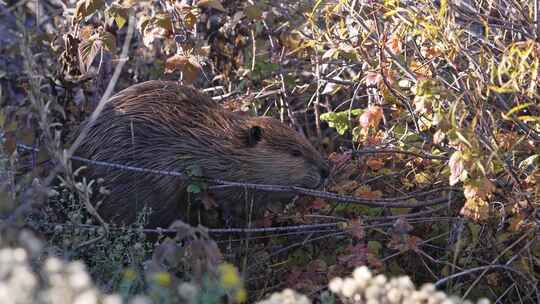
[17,143,459,209]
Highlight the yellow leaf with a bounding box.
[183,11,197,29]
[460,197,490,222]
[463,177,495,200]
[106,3,129,29]
[415,172,430,184]
[454,131,473,148]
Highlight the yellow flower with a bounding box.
[235,288,247,303]
[153,272,172,286]
[218,263,241,288]
[123,268,137,281]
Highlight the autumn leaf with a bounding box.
[353,185,382,199]
[78,35,102,73]
[433,129,446,144]
[460,197,490,222]
[386,34,403,54]
[388,234,421,252]
[332,180,359,195]
[448,150,465,185]
[365,157,384,171]
[463,177,495,200]
[414,172,431,184]
[420,45,441,59]
[508,215,533,231]
[78,31,116,73]
[310,198,328,210]
[359,106,383,130]
[79,26,94,41]
[348,218,365,240]
[140,14,173,48]
[165,54,202,84]
[105,3,129,29]
[364,71,382,87]
[410,60,432,78]
[3,131,16,155]
[413,95,432,114]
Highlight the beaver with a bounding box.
[74,80,329,228]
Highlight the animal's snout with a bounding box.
[320,167,330,179]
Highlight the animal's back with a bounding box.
[74,80,330,228]
[75,81,223,226]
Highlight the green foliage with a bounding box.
[320,109,363,135]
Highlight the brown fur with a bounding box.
[74,80,329,228]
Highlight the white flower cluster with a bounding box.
[328,266,490,304]
[257,266,491,304]
[0,245,124,304]
[256,288,311,304]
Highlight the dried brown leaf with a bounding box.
[359,106,383,130]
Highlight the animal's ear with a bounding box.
[246,126,263,146]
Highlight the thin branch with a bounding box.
[17,143,460,209]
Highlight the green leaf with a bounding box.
[320,109,363,135]
[187,184,201,194]
[368,241,382,255]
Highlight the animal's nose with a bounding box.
[320,166,330,179]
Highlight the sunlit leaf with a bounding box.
[106,3,129,29]
[460,197,490,222]
[320,109,363,135]
[165,54,202,84]
[78,34,102,73]
[359,106,383,130]
[448,151,464,186]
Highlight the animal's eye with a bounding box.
[246,126,263,146]
[291,149,302,157]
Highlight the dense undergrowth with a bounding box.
[0,0,539,303]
